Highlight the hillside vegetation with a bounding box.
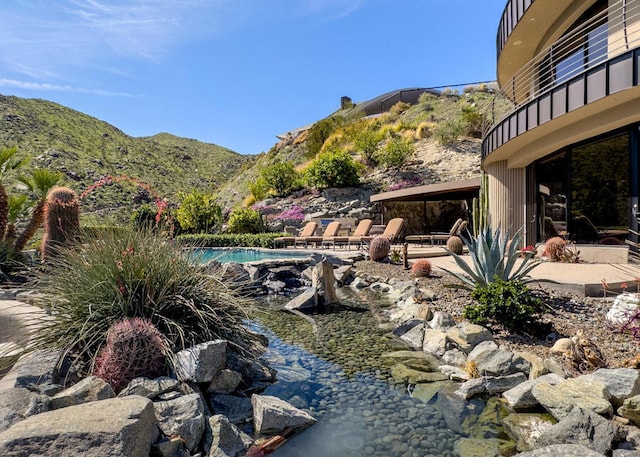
[0,94,253,224]
[217,87,499,209]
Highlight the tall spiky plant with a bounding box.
[0,147,29,237]
[3,194,30,244]
[13,169,62,253]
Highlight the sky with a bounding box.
[0,0,507,156]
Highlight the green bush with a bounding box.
[354,129,383,166]
[248,177,270,202]
[178,232,284,248]
[304,149,362,189]
[377,137,414,168]
[306,116,346,157]
[467,279,549,334]
[28,229,259,366]
[434,119,466,146]
[461,104,483,138]
[259,161,300,197]
[176,190,222,234]
[227,208,263,234]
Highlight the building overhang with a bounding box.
[370,178,481,203]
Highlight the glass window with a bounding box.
[536,153,568,240]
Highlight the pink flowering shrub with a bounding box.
[389,177,423,191]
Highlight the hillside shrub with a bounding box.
[130,204,174,233]
[178,232,284,248]
[354,129,383,166]
[304,149,362,189]
[29,229,259,367]
[390,101,411,115]
[434,119,466,146]
[377,137,414,168]
[259,161,300,197]
[248,177,270,202]
[306,116,346,157]
[461,104,483,138]
[227,208,263,234]
[467,279,549,334]
[176,190,222,234]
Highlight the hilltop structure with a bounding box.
[482,0,640,248]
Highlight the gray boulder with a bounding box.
[0,387,49,432]
[438,365,471,381]
[380,350,441,372]
[208,414,252,457]
[118,376,180,399]
[333,265,353,285]
[516,352,548,379]
[210,394,253,425]
[619,394,640,426]
[455,373,528,399]
[536,406,619,455]
[0,395,158,457]
[422,328,448,357]
[150,438,190,457]
[446,323,493,354]
[207,369,242,395]
[154,393,206,451]
[517,444,607,456]
[284,287,317,311]
[436,384,485,434]
[582,368,640,407]
[428,311,456,330]
[312,259,339,306]
[9,349,63,389]
[442,348,467,367]
[467,340,530,376]
[174,340,227,383]
[502,373,564,410]
[391,319,423,337]
[532,377,612,420]
[502,413,555,452]
[349,277,369,289]
[252,394,316,435]
[399,323,425,350]
[50,375,115,409]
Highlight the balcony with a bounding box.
[497,0,535,57]
[484,1,640,161]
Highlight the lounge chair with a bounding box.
[359,218,405,246]
[322,219,373,250]
[273,221,319,248]
[406,218,467,247]
[295,221,342,248]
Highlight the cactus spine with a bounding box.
[472,172,489,236]
[41,186,80,260]
[369,236,391,262]
[93,317,167,393]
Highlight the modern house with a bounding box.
[482,0,640,250]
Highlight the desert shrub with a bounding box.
[415,122,433,139]
[354,129,383,166]
[388,177,423,191]
[307,116,346,157]
[542,236,566,261]
[304,149,362,189]
[369,237,391,262]
[411,259,432,277]
[130,204,174,233]
[178,233,284,248]
[276,205,305,224]
[248,177,270,202]
[259,161,300,197]
[176,189,222,234]
[227,208,263,234]
[93,317,167,393]
[434,119,466,146]
[390,101,411,115]
[377,137,414,168]
[466,279,549,334]
[461,104,483,138]
[29,229,259,367]
[447,236,464,255]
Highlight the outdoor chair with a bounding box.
[295,221,342,248]
[322,219,373,250]
[359,218,405,247]
[405,218,466,247]
[273,221,318,248]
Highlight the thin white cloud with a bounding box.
[0,78,134,97]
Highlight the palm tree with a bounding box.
[13,169,62,253]
[0,147,28,237]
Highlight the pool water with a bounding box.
[193,248,311,264]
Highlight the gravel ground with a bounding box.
[352,259,640,373]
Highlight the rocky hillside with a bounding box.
[0,94,253,224]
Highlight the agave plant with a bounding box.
[442,225,544,290]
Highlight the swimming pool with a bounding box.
[193,247,312,264]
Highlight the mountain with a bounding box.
[0,94,253,224]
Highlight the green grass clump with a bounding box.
[29,229,258,367]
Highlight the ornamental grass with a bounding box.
[26,229,258,370]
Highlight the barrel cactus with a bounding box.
[369,237,391,262]
[411,259,432,277]
[446,235,464,255]
[93,317,167,393]
[542,236,566,261]
[41,186,80,260]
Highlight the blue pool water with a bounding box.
[193,247,311,264]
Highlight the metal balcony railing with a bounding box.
[484,1,640,138]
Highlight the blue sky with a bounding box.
[0,0,506,155]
